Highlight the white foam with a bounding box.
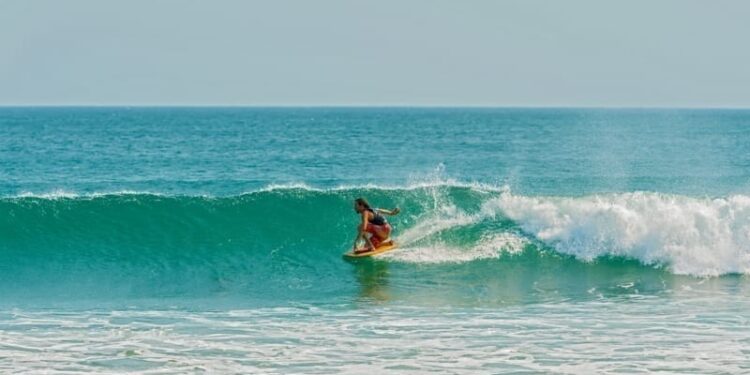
[488,191,750,276]
[10,190,165,199]
[382,188,527,263]
[3,303,750,374]
[258,164,505,194]
[252,182,322,193]
[386,233,528,263]
[252,180,503,194]
[15,189,83,199]
[396,204,479,245]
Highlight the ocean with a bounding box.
[1,107,749,373]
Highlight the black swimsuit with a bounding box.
[367,208,387,225]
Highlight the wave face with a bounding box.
[2,185,749,306]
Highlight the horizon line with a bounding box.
[1,104,749,110]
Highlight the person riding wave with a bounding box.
[352,197,400,253]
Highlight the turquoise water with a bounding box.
[2,108,750,373]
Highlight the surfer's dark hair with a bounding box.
[355,197,371,209]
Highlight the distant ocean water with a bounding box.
[2,107,750,373]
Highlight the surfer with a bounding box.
[352,197,400,252]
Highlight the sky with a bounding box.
[1,0,749,107]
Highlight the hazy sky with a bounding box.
[1,0,749,106]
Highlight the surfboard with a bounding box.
[343,241,398,258]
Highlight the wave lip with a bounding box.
[8,181,502,200]
[9,189,167,200]
[490,191,750,276]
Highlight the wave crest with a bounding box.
[489,191,750,276]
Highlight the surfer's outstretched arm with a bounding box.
[376,207,400,216]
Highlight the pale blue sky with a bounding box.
[1,0,749,106]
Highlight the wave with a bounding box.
[1,184,749,303]
[488,191,750,276]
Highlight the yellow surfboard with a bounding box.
[343,241,398,258]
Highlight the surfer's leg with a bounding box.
[366,223,392,246]
[364,223,380,238]
[368,234,381,248]
[364,224,382,249]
